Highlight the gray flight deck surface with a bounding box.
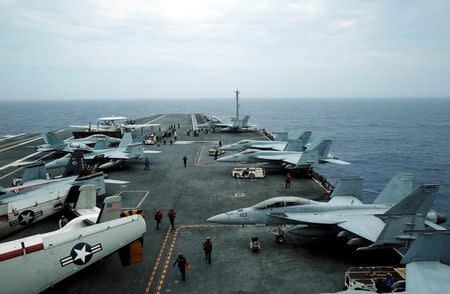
[0,114,397,294]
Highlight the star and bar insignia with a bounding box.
[9,210,44,227]
[60,242,102,267]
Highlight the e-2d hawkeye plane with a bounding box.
[0,185,146,294]
[207,173,446,246]
[36,132,121,152]
[70,116,160,133]
[216,139,349,168]
[0,152,128,238]
[219,130,312,152]
[46,132,161,170]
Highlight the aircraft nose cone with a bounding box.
[206,213,227,223]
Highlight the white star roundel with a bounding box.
[60,242,102,267]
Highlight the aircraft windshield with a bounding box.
[252,198,308,209]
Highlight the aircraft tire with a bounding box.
[276,235,285,244]
[249,173,255,179]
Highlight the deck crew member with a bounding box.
[168,208,176,229]
[203,237,213,264]
[144,157,150,170]
[285,173,292,188]
[183,155,188,168]
[173,254,188,281]
[154,209,163,229]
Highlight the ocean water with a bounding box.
[1,98,449,222]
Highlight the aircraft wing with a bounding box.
[69,124,90,129]
[104,179,130,185]
[36,146,56,152]
[256,154,302,165]
[103,151,129,159]
[271,213,384,242]
[336,215,384,242]
[144,150,162,154]
[320,158,351,165]
[250,143,287,151]
[123,123,160,129]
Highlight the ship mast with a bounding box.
[235,89,240,120]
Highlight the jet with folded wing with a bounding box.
[331,186,450,294]
[82,132,161,169]
[46,132,161,170]
[207,173,445,245]
[203,115,255,132]
[216,139,349,168]
[0,185,146,294]
[219,131,312,152]
[0,153,129,238]
[36,132,121,152]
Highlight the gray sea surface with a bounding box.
[1,98,449,224]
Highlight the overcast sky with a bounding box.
[0,0,449,100]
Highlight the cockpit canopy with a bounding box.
[252,197,311,209]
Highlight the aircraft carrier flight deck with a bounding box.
[0,114,399,294]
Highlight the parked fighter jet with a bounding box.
[36,132,121,152]
[331,185,450,294]
[219,131,312,152]
[46,132,161,170]
[70,116,160,133]
[199,115,254,132]
[0,185,146,293]
[0,153,128,238]
[207,173,445,245]
[83,132,161,169]
[216,139,349,168]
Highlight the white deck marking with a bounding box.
[174,140,219,145]
[0,129,65,153]
[0,133,26,142]
[146,114,167,124]
[0,151,55,180]
[0,151,43,171]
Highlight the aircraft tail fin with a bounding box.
[362,184,439,250]
[385,184,439,216]
[297,131,312,146]
[241,115,250,126]
[401,231,450,265]
[285,131,312,151]
[22,162,47,183]
[312,139,332,159]
[94,139,108,150]
[73,185,97,210]
[118,132,133,148]
[97,195,122,223]
[272,131,288,141]
[63,150,85,177]
[296,150,318,166]
[373,172,414,204]
[41,132,63,145]
[330,177,364,200]
[124,143,143,158]
[284,140,304,151]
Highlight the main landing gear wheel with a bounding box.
[234,173,240,178]
[276,235,285,244]
[249,173,255,179]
